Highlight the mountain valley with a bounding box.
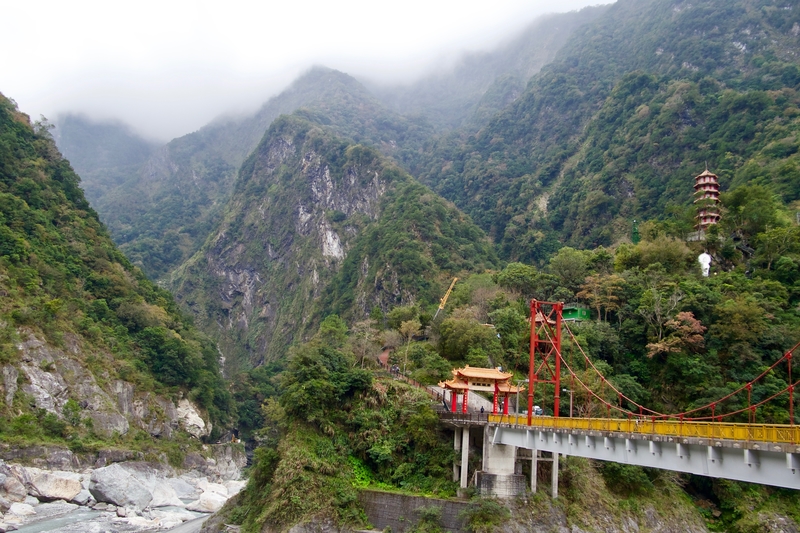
[4,1,800,532]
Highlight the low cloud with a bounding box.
[1,0,609,141]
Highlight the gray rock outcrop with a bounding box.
[177,399,211,438]
[89,462,184,511]
[7,331,211,441]
[89,463,156,510]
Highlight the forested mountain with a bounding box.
[8,1,800,530]
[54,68,435,281]
[0,94,233,448]
[367,5,608,131]
[53,8,606,284]
[170,114,497,373]
[414,0,800,263]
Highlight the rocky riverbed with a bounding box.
[0,446,246,532]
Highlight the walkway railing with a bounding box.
[379,361,440,400]
[438,411,489,424]
[488,414,800,445]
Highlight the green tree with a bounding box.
[637,283,683,342]
[577,273,624,322]
[755,226,800,271]
[399,319,422,374]
[548,247,589,292]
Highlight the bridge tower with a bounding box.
[528,300,563,424]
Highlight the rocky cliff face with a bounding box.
[171,117,396,370]
[171,115,497,372]
[3,330,211,440]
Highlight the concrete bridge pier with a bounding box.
[452,425,471,488]
[551,452,559,499]
[460,426,469,488]
[528,450,559,498]
[476,424,527,497]
[453,427,461,482]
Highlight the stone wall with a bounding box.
[358,490,470,533]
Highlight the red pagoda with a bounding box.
[693,168,721,230]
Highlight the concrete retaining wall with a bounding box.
[358,490,470,533]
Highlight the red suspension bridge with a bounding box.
[517,300,798,438]
[484,300,800,492]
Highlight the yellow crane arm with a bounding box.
[433,277,458,319]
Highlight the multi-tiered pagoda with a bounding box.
[693,168,721,230]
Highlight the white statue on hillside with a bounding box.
[698,252,712,277]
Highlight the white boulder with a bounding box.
[224,480,246,497]
[71,489,92,506]
[26,469,82,501]
[2,476,26,502]
[89,462,183,510]
[167,477,198,500]
[149,481,184,508]
[186,491,227,513]
[204,482,227,496]
[7,503,34,517]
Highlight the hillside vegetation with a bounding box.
[0,94,234,450]
[414,0,800,262]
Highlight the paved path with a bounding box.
[430,385,493,412]
[165,516,209,533]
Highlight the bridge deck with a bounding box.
[488,414,800,450]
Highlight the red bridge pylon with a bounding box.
[528,300,563,425]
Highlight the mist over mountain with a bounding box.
[55,68,435,280]
[366,5,609,131]
[52,8,602,283]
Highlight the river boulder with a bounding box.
[89,463,153,510]
[186,490,227,513]
[89,462,183,510]
[25,468,82,502]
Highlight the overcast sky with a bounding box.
[2,0,607,141]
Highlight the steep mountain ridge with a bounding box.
[0,93,232,444]
[414,0,800,262]
[56,68,434,281]
[170,115,496,373]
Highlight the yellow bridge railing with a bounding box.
[488,414,800,445]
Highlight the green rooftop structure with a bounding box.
[562,304,590,322]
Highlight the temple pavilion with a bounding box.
[439,366,525,415]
